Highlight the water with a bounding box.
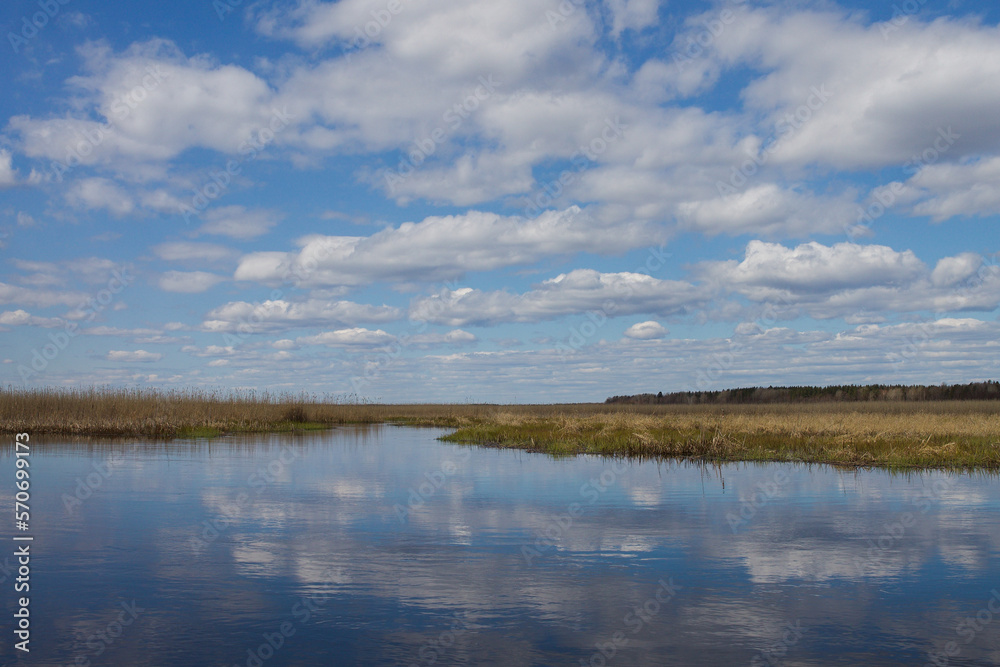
[2,425,999,666]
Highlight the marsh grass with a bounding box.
[441,402,1000,470]
[2,387,998,468]
[0,386,464,437]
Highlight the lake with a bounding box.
[2,425,999,665]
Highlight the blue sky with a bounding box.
[1,0,999,402]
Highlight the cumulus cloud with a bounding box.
[605,0,661,37]
[0,310,63,328]
[901,156,1000,221]
[681,8,1000,169]
[198,206,281,239]
[697,241,1000,320]
[409,269,705,326]
[235,207,660,288]
[13,257,124,287]
[181,344,235,357]
[158,271,225,293]
[677,185,859,237]
[698,241,925,298]
[152,242,237,263]
[931,253,985,288]
[202,298,401,333]
[66,178,135,216]
[11,39,281,167]
[624,321,668,340]
[0,282,88,308]
[6,2,1000,399]
[297,328,396,348]
[106,349,162,362]
[408,329,478,347]
[0,150,21,188]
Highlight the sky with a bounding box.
[1,0,999,403]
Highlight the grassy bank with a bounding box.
[0,387,474,438]
[2,388,998,468]
[442,402,1000,469]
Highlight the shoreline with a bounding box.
[2,388,998,470]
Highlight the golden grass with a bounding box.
[1,387,998,468]
[0,386,462,437]
[441,401,1000,469]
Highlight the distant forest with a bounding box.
[605,381,1000,404]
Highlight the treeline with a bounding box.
[606,381,1000,405]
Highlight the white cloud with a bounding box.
[13,257,123,287]
[158,271,225,293]
[400,329,479,349]
[198,206,281,239]
[605,0,660,37]
[409,269,705,326]
[703,9,1000,169]
[0,150,20,188]
[106,349,163,362]
[0,282,87,308]
[0,310,63,328]
[624,321,668,340]
[315,317,1000,402]
[181,345,235,357]
[298,328,396,347]
[235,207,660,288]
[202,298,401,333]
[931,253,984,288]
[11,40,280,166]
[152,242,237,263]
[902,156,1000,221]
[66,178,134,216]
[698,241,925,298]
[698,242,1000,320]
[677,185,859,237]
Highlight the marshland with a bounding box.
[3,386,998,469]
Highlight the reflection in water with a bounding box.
[1,426,999,665]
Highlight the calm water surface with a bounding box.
[2,425,999,666]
